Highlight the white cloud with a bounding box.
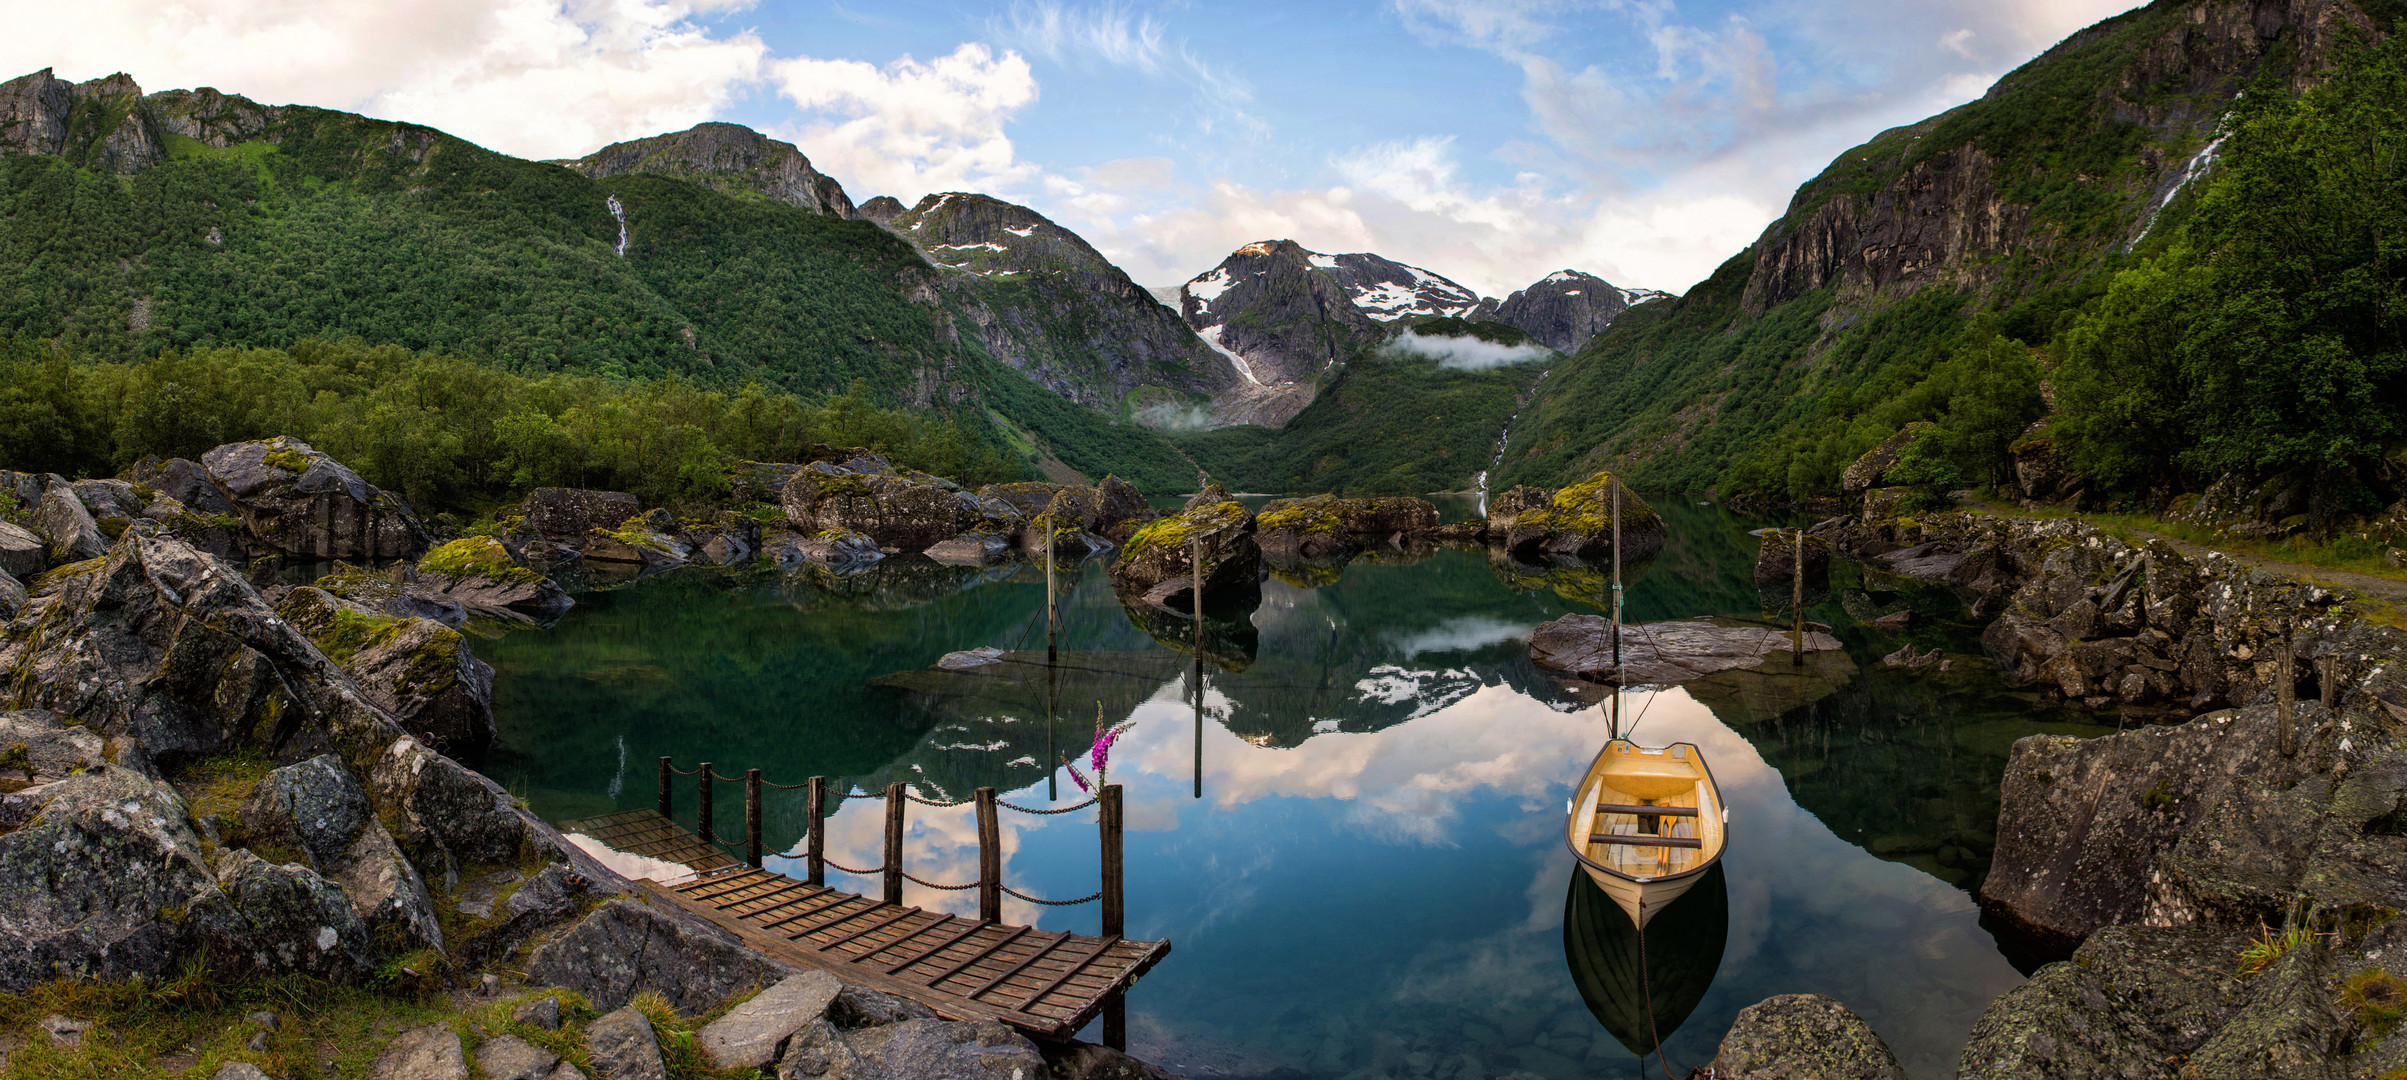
[1384,331,1554,370]
[769,43,1041,203]
[0,0,768,161]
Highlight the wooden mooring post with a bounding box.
[697,761,715,846]
[1611,483,1622,673]
[745,768,763,868]
[1192,537,1205,799]
[1044,512,1059,659]
[976,787,1002,923]
[883,781,908,905]
[1791,529,1805,667]
[1101,782,1127,1050]
[805,775,827,886]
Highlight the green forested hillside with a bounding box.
[1178,349,1546,494]
[1495,0,2405,509]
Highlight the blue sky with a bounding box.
[7,0,2145,294]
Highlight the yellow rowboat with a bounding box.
[1565,739,1727,929]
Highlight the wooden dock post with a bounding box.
[1044,512,1058,659]
[1791,529,1805,667]
[1101,782,1127,1051]
[697,761,715,846]
[745,768,763,868]
[806,775,827,886]
[1192,536,1205,799]
[883,781,907,905]
[2278,629,2297,757]
[976,787,1001,923]
[1611,483,1622,672]
[657,756,672,821]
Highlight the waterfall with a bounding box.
[2128,118,2231,250]
[608,194,628,257]
[1477,367,1552,518]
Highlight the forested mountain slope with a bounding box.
[1495,0,2404,509]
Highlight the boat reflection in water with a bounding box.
[1564,860,1730,1061]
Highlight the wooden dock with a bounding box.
[560,807,1170,1040]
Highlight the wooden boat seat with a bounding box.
[1590,834,1703,849]
[1595,804,1699,817]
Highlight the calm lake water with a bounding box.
[479,498,2111,1080]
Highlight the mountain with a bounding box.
[859,191,1239,416]
[1177,240,1487,383]
[0,67,1207,493]
[1470,270,1668,353]
[1492,0,2398,500]
[563,122,856,217]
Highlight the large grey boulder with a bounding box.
[459,862,600,968]
[184,848,374,981]
[525,898,799,1014]
[1711,994,1905,1080]
[586,1006,668,1080]
[414,537,572,623]
[1485,470,1665,562]
[522,487,641,542]
[1752,529,1831,590]
[71,479,143,522]
[0,569,22,620]
[783,457,1015,552]
[475,1034,564,1080]
[201,437,430,559]
[375,1024,468,1080]
[0,709,104,786]
[1254,494,1439,559]
[367,734,541,875]
[0,765,216,991]
[130,456,236,516]
[238,754,443,956]
[699,971,843,1069]
[0,520,44,579]
[1980,704,2328,956]
[35,477,106,564]
[278,587,496,763]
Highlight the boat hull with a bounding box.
[1566,739,1727,930]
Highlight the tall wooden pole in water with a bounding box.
[1100,783,1127,1050]
[1192,537,1205,799]
[1045,512,1059,801]
[1044,513,1058,658]
[1611,482,1622,674]
[1791,529,1805,667]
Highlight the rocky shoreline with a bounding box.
[0,437,1665,1080]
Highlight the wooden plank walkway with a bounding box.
[560,808,1169,1040]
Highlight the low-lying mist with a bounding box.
[1381,331,1552,370]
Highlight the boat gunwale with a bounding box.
[1564,738,1727,886]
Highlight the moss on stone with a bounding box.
[417,537,543,585]
[261,446,316,475]
[1257,495,1349,535]
[1123,499,1246,565]
[0,741,31,780]
[1516,470,1658,536]
[2344,969,2407,1040]
[810,473,874,503]
[393,630,462,698]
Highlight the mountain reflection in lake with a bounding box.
[480,499,2112,1080]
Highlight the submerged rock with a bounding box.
[201,437,430,559]
[775,528,886,568]
[1529,615,1841,684]
[924,531,1012,565]
[1712,993,1905,1080]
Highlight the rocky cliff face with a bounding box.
[1469,269,1666,353]
[873,192,1238,410]
[1738,0,2381,315]
[564,122,856,218]
[0,68,171,174]
[1178,241,1391,387]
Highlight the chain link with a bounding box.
[1001,885,1100,907]
[665,763,699,776]
[821,857,886,876]
[905,792,973,808]
[996,796,1098,815]
[900,871,979,891]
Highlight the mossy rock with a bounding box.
[418,536,545,585]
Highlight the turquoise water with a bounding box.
[479,500,2110,1080]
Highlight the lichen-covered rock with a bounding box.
[523,488,641,542]
[0,520,46,579]
[586,1006,669,1080]
[308,565,471,628]
[476,1033,564,1080]
[1841,422,1938,494]
[35,477,106,563]
[924,531,1011,565]
[416,537,573,622]
[817,1019,1052,1080]
[774,529,885,568]
[201,438,430,560]
[1110,486,1261,612]
[693,513,762,566]
[376,1024,469,1080]
[0,569,22,621]
[1255,494,1440,558]
[0,709,104,791]
[1093,474,1156,541]
[185,848,374,981]
[368,735,540,875]
[238,754,443,957]
[278,587,495,764]
[699,972,843,1069]
[1711,993,1904,1080]
[457,861,602,968]
[1955,924,2246,1079]
[583,510,693,568]
[129,456,236,516]
[1486,470,1663,562]
[0,765,216,991]
[526,898,799,1014]
[1751,529,1831,589]
[782,463,985,553]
